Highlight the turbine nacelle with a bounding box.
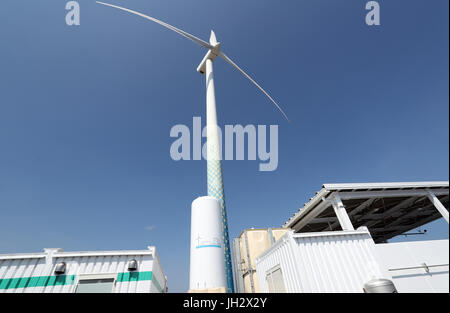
[197,42,221,75]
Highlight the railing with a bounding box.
[389,263,449,273]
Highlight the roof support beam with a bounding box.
[291,197,332,232]
[284,189,330,229]
[337,189,448,200]
[375,213,441,243]
[371,226,419,232]
[356,208,434,221]
[328,198,376,230]
[331,193,354,231]
[363,197,422,229]
[308,217,338,224]
[375,202,438,230]
[349,198,377,217]
[369,200,445,241]
[367,198,446,242]
[427,190,449,223]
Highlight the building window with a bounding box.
[266,266,286,293]
[74,277,115,293]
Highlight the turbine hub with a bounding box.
[196,42,221,75]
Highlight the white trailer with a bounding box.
[0,246,166,293]
[255,228,394,293]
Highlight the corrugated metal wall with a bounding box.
[256,228,392,293]
[149,251,166,293]
[0,248,166,293]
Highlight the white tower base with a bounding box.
[189,196,227,291]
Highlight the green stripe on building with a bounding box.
[116,271,152,282]
[0,275,75,290]
[117,271,164,293]
[0,271,164,292]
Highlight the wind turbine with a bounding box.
[96,1,289,293]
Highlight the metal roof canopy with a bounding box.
[283,182,449,243]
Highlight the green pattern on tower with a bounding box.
[207,158,234,293]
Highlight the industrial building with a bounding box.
[232,228,289,293]
[0,246,166,293]
[233,181,449,293]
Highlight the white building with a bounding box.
[255,228,449,293]
[0,246,167,293]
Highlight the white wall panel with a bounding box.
[376,240,449,293]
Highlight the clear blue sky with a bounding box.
[0,0,448,292]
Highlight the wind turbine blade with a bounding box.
[96,1,213,50]
[219,52,290,122]
[209,30,218,45]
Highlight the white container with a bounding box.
[0,247,167,293]
[189,196,226,291]
[255,227,393,293]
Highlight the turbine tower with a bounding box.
[96,2,289,293]
[198,30,233,291]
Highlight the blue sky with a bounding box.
[0,0,448,292]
